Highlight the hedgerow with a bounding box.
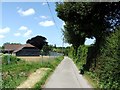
[68,27,120,89]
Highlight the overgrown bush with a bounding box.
[68,46,77,59]
[75,45,88,69]
[88,28,120,89]
[68,28,120,89]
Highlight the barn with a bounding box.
[3,44,22,54]
[13,44,40,56]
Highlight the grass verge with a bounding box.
[33,69,52,89]
[84,72,99,88]
[70,57,96,88]
[2,55,63,88]
[33,56,64,89]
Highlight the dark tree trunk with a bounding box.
[85,36,102,71]
[73,45,79,57]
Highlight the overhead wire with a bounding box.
[46,0,65,48]
[46,0,60,31]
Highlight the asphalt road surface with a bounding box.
[44,56,93,88]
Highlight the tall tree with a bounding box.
[56,2,120,52]
[56,2,120,70]
[56,2,120,41]
[42,44,52,55]
[26,35,47,50]
[63,22,85,54]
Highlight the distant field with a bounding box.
[17,56,57,62]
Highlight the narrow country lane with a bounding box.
[44,56,93,88]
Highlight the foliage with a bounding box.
[89,27,120,89]
[75,45,88,69]
[63,46,70,56]
[2,55,22,65]
[68,28,120,89]
[3,42,21,45]
[68,46,75,58]
[63,23,86,49]
[26,35,47,50]
[68,45,88,71]
[56,2,120,38]
[53,47,63,53]
[0,46,3,49]
[41,45,52,55]
[2,55,63,88]
[52,46,70,56]
[85,28,120,89]
[56,2,120,56]
[34,69,52,89]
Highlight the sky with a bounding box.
[0,1,95,47]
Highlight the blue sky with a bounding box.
[0,2,95,47]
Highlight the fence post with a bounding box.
[7,50,10,64]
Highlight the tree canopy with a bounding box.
[56,2,120,49]
[26,35,47,50]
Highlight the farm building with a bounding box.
[13,44,40,56]
[3,44,22,54]
[3,43,40,56]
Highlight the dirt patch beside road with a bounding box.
[17,68,51,88]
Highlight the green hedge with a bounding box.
[75,45,88,69]
[86,28,120,89]
[68,27,120,89]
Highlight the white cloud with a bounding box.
[0,35,5,39]
[40,16,48,19]
[14,33,21,36]
[0,27,10,34]
[19,26,28,30]
[18,8,35,16]
[42,3,47,5]
[17,26,33,37]
[24,30,32,37]
[39,20,55,27]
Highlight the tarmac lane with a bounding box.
[44,56,93,88]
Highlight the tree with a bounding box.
[26,35,47,50]
[56,2,91,48]
[56,2,120,70]
[63,22,85,55]
[42,44,52,55]
[56,2,120,44]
